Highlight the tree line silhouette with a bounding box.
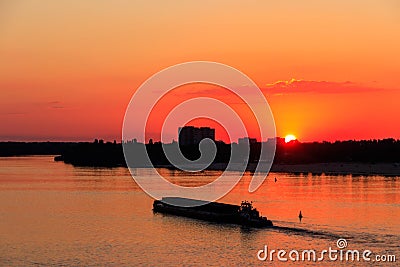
[2,138,399,168]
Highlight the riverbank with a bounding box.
[269,162,400,176]
[53,154,400,176]
[152,162,400,176]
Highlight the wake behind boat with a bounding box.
[153,197,273,228]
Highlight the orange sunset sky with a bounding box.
[1,1,400,142]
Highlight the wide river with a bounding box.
[0,156,399,266]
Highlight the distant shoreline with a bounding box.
[269,162,400,176]
[1,154,399,176]
[127,162,400,177]
[1,139,400,176]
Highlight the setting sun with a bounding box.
[285,134,297,143]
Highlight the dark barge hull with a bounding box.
[153,197,273,228]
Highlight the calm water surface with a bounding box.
[0,156,399,266]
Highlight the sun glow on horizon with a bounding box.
[285,134,297,143]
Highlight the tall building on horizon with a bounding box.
[238,137,257,145]
[178,126,215,146]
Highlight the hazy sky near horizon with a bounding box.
[1,1,399,142]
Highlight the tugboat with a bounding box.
[238,200,273,227]
[153,197,273,228]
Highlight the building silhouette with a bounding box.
[178,126,215,145]
[238,137,257,145]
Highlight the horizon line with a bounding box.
[1,137,399,144]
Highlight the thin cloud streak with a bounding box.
[170,79,386,98]
[263,79,383,95]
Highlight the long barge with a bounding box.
[153,197,273,228]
